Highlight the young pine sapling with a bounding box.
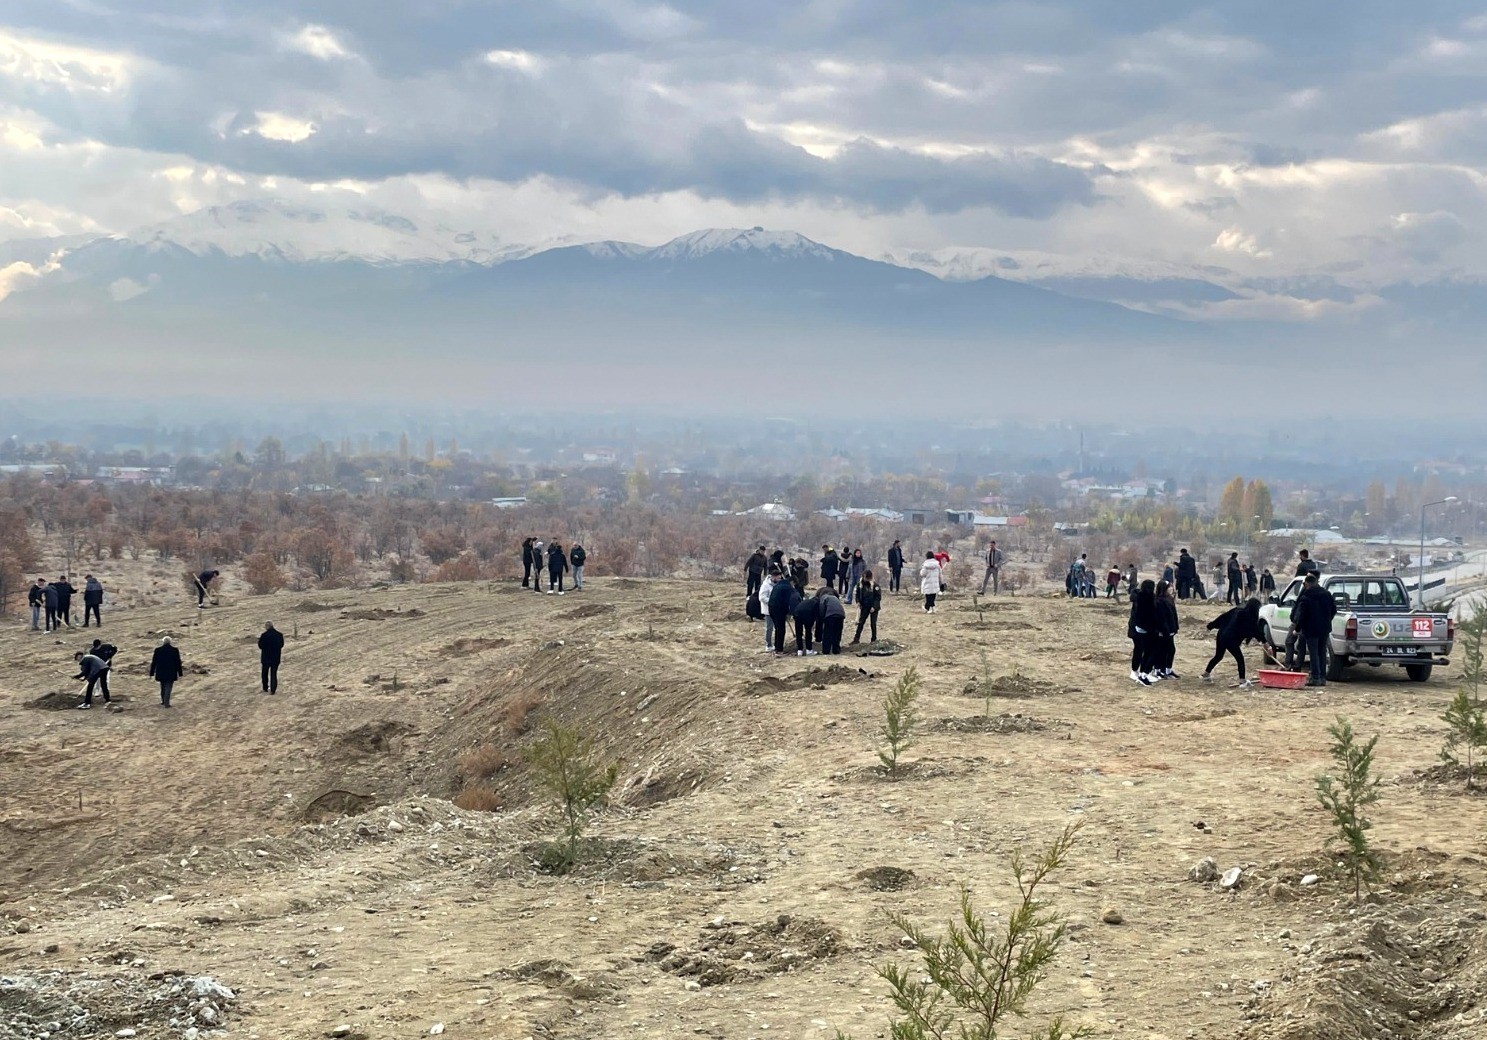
[523,718,619,871]
[837,823,1090,1040]
[878,666,922,778]
[1315,717,1383,902]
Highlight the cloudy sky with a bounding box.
[4,1,1487,301]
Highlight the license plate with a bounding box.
[1381,646,1427,657]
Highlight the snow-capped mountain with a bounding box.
[118,199,538,266]
[648,227,840,262]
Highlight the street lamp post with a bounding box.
[1419,497,1459,608]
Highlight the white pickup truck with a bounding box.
[1258,573,1454,682]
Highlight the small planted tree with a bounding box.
[1457,603,1487,702]
[1441,689,1487,790]
[839,823,1089,1040]
[878,666,922,778]
[524,718,619,872]
[1315,717,1382,901]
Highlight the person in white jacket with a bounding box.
[758,567,778,651]
[919,552,943,613]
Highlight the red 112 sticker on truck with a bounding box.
[1412,618,1434,639]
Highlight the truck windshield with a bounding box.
[1325,579,1409,608]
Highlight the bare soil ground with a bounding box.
[3,580,1487,1039]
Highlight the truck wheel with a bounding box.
[1405,664,1433,683]
[1326,648,1347,682]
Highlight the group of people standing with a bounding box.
[519,537,588,595]
[747,545,885,655]
[70,620,286,710]
[27,574,105,631]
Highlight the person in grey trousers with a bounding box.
[149,637,184,707]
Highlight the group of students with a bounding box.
[70,620,287,710]
[27,574,105,631]
[519,537,588,595]
[1127,549,1335,688]
[748,546,885,655]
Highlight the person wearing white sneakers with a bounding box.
[1200,599,1262,687]
[1127,580,1160,685]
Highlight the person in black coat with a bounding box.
[521,537,535,588]
[195,569,220,606]
[768,571,800,655]
[745,546,767,598]
[852,571,883,644]
[53,575,76,627]
[819,546,840,591]
[1154,580,1180,679]
[258,621,285,694]
[1290,573,1339,686]
[42,581,59,632]
[149,637,184,707]
[790,557,810,594]
[1201,599,1262,685]
[1175,549,1199,600]
[546,540,569,594]
[27,578,45,631]
[887,541,904,593]
[791,587,820,655]
[1225,554,1244,606]
[83,574,104,627]
[1128,580,1161,685]
[569,543,587,591]
[817,586,846,655]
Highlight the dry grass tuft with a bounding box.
[457,743,511,782]
[503,690,546,736]
[453,783,502,813]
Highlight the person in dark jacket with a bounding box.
[1128,580,1161,685]
[73,651,111,708]
[195,569,220,606]
[546,541,568,594]
[1176,549,1199,600]
[1294,549,1320,578]
[843,549,865,604]
[258,621,284,694]
[53,574,76,627]
[521,537,535,588]
[1244,564,1258,598]
[82,574,104,627]
[1201,599,1262,686]
[149,637,183,707]
[529,541,544,593]
[819,546,840,591]
[790,557,810,593]
[852,571,882,644]
[768,571,800,655]
[1154,580,1180,679]
[42,580,59,632]
[1259,569,1277,597]
[569,543,587,591]
[745,546,767,598]
[1290,573,1339,686]
[887,540,904,593]
[817,586,846,654]
[791,586,820,655]
[27,578,45,630]
[1225,553,1243,606]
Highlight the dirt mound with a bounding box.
[442,636,511,657]
[301,789,378,821]
[961,672,1066,699]
[494,959,619,1001]
[1242,899,1487,1040]
[24,691,80,711]
[643,914,852,986]
[939,712,1055,734]
[336,720,417,756]
[517,837,764,884]
[855,865,917,891]
[555,602,615,621]
[0,971,238,1039]
[341,608,426,621]
[1400,764,1487,795]
[292,600,339,613]
[962,619,1040,631]
[746,664,874,696]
